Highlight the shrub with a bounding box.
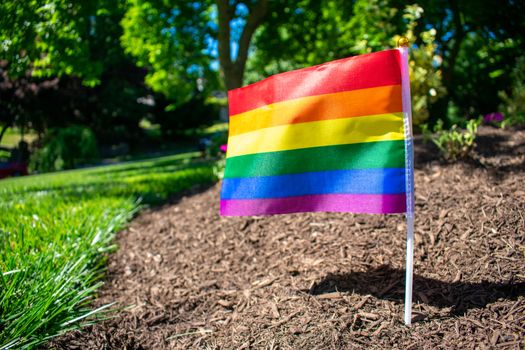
[396,5,446,127]
[499,56,525,127]
[202,131,228,179]
[30,126,99,172]
[422,118,481,161]
[213,156,226,179]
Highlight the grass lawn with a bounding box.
[0,152,217,349]
[202,122,228,134]
[0,128,37,149]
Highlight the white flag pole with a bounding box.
[397,37,415,326]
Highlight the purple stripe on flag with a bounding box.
[220,193,406,216]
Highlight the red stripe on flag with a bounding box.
[228,49,402,116]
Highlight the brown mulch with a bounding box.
[50,126,525,349]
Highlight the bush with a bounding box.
[202,131,228,179]
[213,156,226,179]
[499,56,525,127]
[30,126,99,172]
[422,118,481,161]
[396,5,446,127]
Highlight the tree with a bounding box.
[0,0,128,85]
[499,56,525,126]
[248,0,525,125]
[120,0,214,102]
[216,0,268,90]
[245,0,405,83]
[245,0,445,126]
[0,0,152,145]
[0,60,151,146]
[121,0,270,97]
[406,0,525,121]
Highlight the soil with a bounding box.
[50,126,525,349]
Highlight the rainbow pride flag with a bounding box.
[220,49,411,216]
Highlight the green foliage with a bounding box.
[213,156,226,179]
[0,0,152,147]
[0,152,216,349]
[155,96,219,137]
[248,1,442,125]
[499,56,525,127]
[246,0,359,82]
[198,129,227,178]
[29,126,99,173]
[207,131,228,156]
[398,5,446,126]
[247,0,525,127]
[2,0,524,140]
[0,149,9,161]
[346,0,401,54]
[422,118,481,161]
[246,1,444,127]
[246,0,408,82]
[414,0,525,121]
[0,0,127,85]
[120,0,214,102]
[446,31,522,120]
[199,128,228,178]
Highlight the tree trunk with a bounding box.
[216,0,268,90]
[226,66,243,91]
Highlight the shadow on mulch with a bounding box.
[414,126,525,180]
[474,130,525,176]
[310,265,525,315]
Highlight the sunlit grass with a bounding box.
[0,128,37,149]
[0,152,216,349]
[202,122,228,134]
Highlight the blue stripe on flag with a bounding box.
[221,168,406,200]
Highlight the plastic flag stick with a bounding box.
[398,38,415,326]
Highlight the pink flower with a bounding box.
[219,144,228,153]
[483,112,504,123]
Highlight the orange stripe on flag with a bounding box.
[228,49,402,115]
[229,85,403,136]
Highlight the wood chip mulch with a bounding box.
[50,126,525,349]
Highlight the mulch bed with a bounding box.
[50,126,525,349]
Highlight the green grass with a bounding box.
[202,122,228,134]
[171,121,228,140]
[0,128,37,149]
[0,152,217,349]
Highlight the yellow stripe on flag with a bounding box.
[229,85,403,136]
[226,113,405,158]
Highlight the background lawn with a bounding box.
[0,152,216,349]
[0,128,37,150]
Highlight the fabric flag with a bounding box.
[220,49,410,216]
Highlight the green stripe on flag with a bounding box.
[224,140,405,178]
